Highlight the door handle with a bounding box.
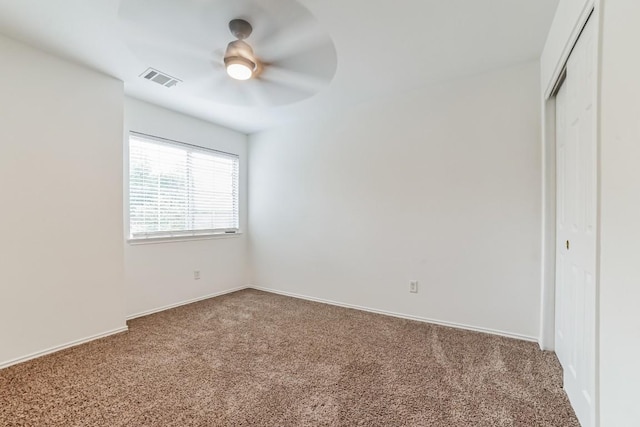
[566,240,570,250]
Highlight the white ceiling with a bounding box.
[0,0,559,134]
[120,0,339,108]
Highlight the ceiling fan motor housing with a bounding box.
[224,40,257,72]
[229,18,253,40]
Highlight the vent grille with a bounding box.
[140,68,181,88]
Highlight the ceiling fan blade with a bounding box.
[123,21,216,75]
[119,0,230,52]
[248,0,314,44]
[259,65,328,94]
[254,18,330,66]
[250,77,317,107]
[264,41,337,85]
[238,81,273,108]
[184,72,272,107]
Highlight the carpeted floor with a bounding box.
[1,289,579,426]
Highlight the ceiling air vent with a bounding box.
[140,68,181,88]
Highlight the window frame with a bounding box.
[126,131,241,244]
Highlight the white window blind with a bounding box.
[128,132,239,239]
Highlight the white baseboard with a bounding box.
[0,326,128,370]
[2,284,537,370]
[249,285,538,343]
[1,287,250,370]
[126,285,250,321]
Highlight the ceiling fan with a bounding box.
[223,19,260,81]
[119,0,338,107]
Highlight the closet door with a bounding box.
[555,15,597,427]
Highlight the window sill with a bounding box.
[127,232,243,245]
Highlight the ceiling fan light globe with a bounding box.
[227,63,253,80]
[224,56,256,81]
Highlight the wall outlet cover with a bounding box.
[410,280,418,293]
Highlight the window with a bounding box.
[128,132,239,240]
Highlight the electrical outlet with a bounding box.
[410,280,418,293]
[193,270,200,280]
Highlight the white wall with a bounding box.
[598,0,640,424]
[124,98,249,318]
[540,0,593,97]
[0,34,126,367]
[249,61,542,340]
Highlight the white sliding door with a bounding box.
[555,14,597,427]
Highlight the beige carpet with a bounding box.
[1,289,578,426]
